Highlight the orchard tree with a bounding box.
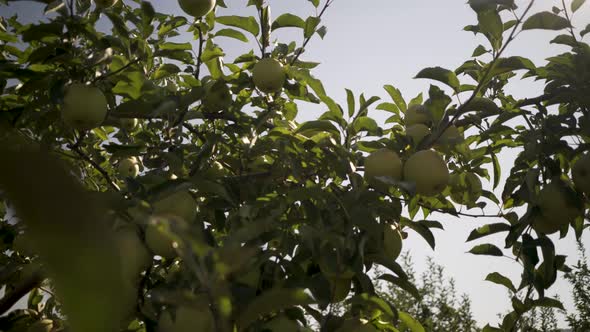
[0,0,589,331]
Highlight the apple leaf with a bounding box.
[379,274,421,300]
[216,16,260,36]
[215,28,249,42]
[468,244,503,256]
[572,0,586,12]
[485,272,517,292]
[271,13,305,30]
[415,67,460,92]
[466,223,511,242]
[522,12,570,30]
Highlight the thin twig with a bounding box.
[421,0,537,150]
[289,0,334,65]
[69,136,120,192]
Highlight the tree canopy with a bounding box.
[0,0,589,331]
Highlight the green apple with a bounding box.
[261,314,301,332]
[383,225,402,261]
[202,80,232,112]
[115,227,151,281]
[405,124,431,145]
[158,305,215,332]
[449,172,482,205]
[144,221,177,259]
[27,320,53,332]
[438,125,464,145]
[120,118,138,132]
[403,150,449,196]
[252,58,286,93]
[404,104,432,126]
[62,83,107,130]
[533,182,580,234]
[153,191,196,223]
[364,148,403,183]
[95,0,118,8]
[178,0,216,17]
[118,158,140,179]
[329,277,351,302]
[572,153,590,195]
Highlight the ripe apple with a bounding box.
[364,148,403,183]
[404,104,432,127]
[27,320,53,332]
[118,158,140,178]
[405,124,431,145]
[329,277,351,302]
[534,182,581,234]
[120,118,138,132]
[178,0,216,17]
[62,83,108,130]
[252,58,286,93]
[158,305,215,332]
[449,172,482,205]
[95,0,118,8]
[383,225,402,261]
[572,153,590,195]
[153,191,196,223]
[261,314,301,332]
[115,227,152,281]
[144,221,177,259]
[403,150,449,196]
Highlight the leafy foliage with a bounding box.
[0,0,588,331]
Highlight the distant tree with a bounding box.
[565,242,590,332]
[376,253,480,332]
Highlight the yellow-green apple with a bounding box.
[62,83,107,130]
[178,0,216,17]
[252,58,286,93]
[364,149,402,184]
[405,124,431,145]
[120,118,138,132]
[403,150,449,196]
[572,153,590,195]
[404,104,432,126]
[202,80,232,112]
[153,191,196,223]
[533,182,581,234]
[118,158,139,178]
[115,227,151,281]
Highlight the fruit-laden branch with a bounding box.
[0,268,44,315]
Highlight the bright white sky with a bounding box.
[4,0,590,328]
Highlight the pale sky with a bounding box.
[3,0,590,328]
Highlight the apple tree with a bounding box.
[0,0,589,331]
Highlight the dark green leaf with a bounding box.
[216,16,260,36]
[415,67,460,91]
[379,274,421,300]
[466,223,511,242]
[469,244,503,256]
[572,0,586,12]
[271,13,305,30]
[522,12,570,30]
[215,28,248,42]
[485,272,517,292]
[304,16,321,39]
[236,288,315,328]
